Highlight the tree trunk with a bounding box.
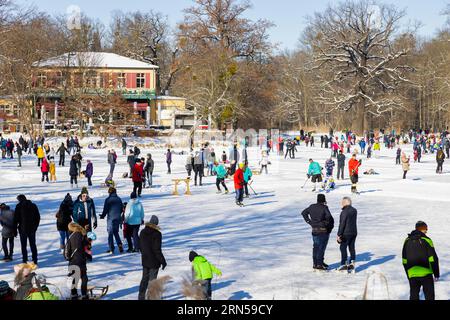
[354,98,367,135]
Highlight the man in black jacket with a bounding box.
[337,150,346,180]
[301,194,334,270]
[402,221,439,300]
[65,222,89,300]
[337,197,358,271]
[56,142,69,166]
[138,215,167,300]
[14,195,40,265]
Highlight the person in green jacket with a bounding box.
[24,275,59,300]
[402,221,440,300]
[307,159,323,192]
[189,251,222,300]
[243,162,253,198]
[213,162,229,194]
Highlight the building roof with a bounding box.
[32,52,159,70]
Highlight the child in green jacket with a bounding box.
[213,162,229,194]
[189,251,222,300]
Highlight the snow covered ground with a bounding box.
[0,135,448,300]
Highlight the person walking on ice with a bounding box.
[402,221,439,300]
[348,154,362,194]
[213,162,229,194]
[189,251,222,300]
[336,197,358,272]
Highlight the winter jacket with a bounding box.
[0,208,16,238]
[194,151,205,166]
[436,150,445,163]
[57,145,69,157]
[127,155,136,167]
[337,154,346,167]
[213,165,227,179]
[69,159,78,176]
[108,152,117,165]
[144,158,154,174]
[65,223,88,267]
[260,154,269,166]
[25,288,59,300]
[41,159,49,173]
[166,151,172,163]
[234,168,244,190]
[243,167,253,183]
[85,162,93,178]
[337,205,358,238]
[307,162,322,176]
[56,194,73,231]
[36,147,44,159]
[139,224,166,269]
[325,159,335,176]
[402,230,439,279]
[192,256,222,281]
[401,156,410,172]
[49,162,56,175]
[72,197,97,228]
[348,158,361,175]
[124,199,144,226]
[100,193,123,225]
[132,163,144,183]
[301,203,334,235]
[14,200,40,235]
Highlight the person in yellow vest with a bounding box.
[49,157,57,182]
[189,251,222,300]
[36,146,45,167]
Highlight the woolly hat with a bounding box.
[189,251,198,262]
[317,194,326,204]
[81,187,89,195]
[149,215,159,226]
[415,221,428,231]
[0,280,10,296]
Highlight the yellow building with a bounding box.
[150,96,194,129]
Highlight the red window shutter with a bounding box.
[145,73,150,89]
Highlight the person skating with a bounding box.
[127,150,136,177]
[100,187,124,254]
[396,147,402,165]
[72,190,97,231]
[402,221,439,300]
[213,162,229,194]
[185,153,194,179]
[0,203,16,262]
[40,157,49,182]
[107,149,117,178]
[121,138,127,156]
[132,158,144,197]
[189,251,222,300]
[301,194,334,270]
[85,160,93,186]
[65,222,89,300]
[336,197,358,272]
[259,150,269,174]
[229,144,240,175]
[337,150,346,180]
[14,195,40,265]
[36,145,44,167]
[234,163,245,206]
[16,142,22,167]
[193,150,205,186]
[348,154,362,194]
[138,215,167,300]
[166,148,172,174]
[56,143,69,167]
[307,159,323,192]
[243,162,253,198]
[401,152,410,179]
[436,147,445,174]
[123,192,144,253]
[144,154,154,188]
[69,155,79,188]
[49,157,56,182]
[56,194,73,254]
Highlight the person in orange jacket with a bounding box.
[348,154,362,194]
[41,157,50,182]
[234,163,245,207]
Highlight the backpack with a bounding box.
[404,237,430,269]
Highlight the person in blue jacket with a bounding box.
[85,160,93,187]
[72,190,97,231]
[213,162,229,194]
[123,192,144,253]
[307,159,323,192]
[243,162,253,198]
[100,187,124,254]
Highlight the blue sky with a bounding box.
[16,0,449,50]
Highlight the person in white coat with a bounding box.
[259,150,269,174]
[124,192,145,253]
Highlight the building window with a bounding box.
[54,72,63,87]
[136,73,145,88]
[117,73,126,89]
[85,71,98,88]
[37,73,47,88]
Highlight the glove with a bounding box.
[307,174,311,178]
[162,262,167,270]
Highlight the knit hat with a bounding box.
[415,221,428,231]
[149,215,159,226]
[81,187,89,195]
[189,251,198,262]
[317,194,326,204]
[130,192,137,199]
[0,280,10,296]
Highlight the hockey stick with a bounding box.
[301,177,310,189]
[248,180,258,195]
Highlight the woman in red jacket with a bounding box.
[348,154,361,194]
[41,157,50,182]
[132,159,144,197]
[234,163,245,207]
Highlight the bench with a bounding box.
[172,178,192,196]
